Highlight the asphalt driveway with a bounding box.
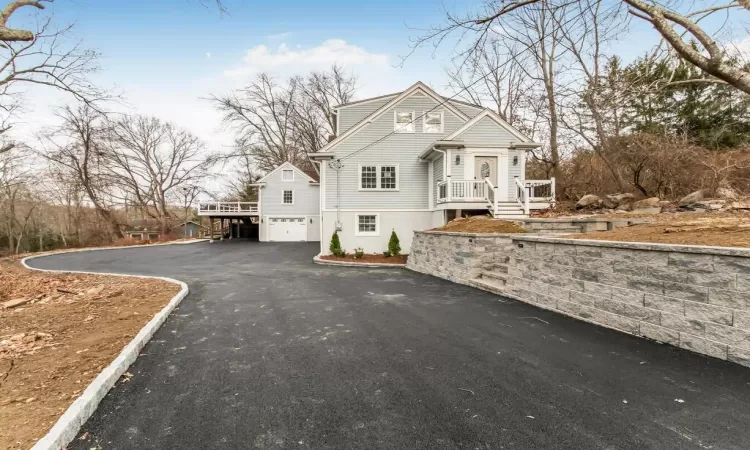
[28,241,750,449]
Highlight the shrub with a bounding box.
[383,251,391,257]
[354,248,365,259]
[388,230,401,256]
[329,231,345,257]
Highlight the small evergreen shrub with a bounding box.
[383,250,391,257]
[329,231,345,257]
[388,230,401,256]
[354,248,365,259]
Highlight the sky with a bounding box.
[8,0,747,191]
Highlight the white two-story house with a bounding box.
[309,82,554,254]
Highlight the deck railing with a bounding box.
[198,202,259,215]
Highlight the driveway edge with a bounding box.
[21,250,190,450]
[313,254,406,268]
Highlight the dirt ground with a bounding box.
[320,254,409,264]
[567,211,750,247]
[431,216,528,234]
[0,259,179,449]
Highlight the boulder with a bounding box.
[631,207,662,214]
[694,199,725,210]
[601,197,618,209]
[679,189,705,206]
[575,194,601,210]
[616,203,631,211]
[657,200,672,208]
[727,200,750,210]
[716,187,739,200]
[631,197,660,209]
[606,193,636,205]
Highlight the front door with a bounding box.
[474,156,498,183]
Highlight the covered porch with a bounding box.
[436,178,556,215]
[198,202,260,242]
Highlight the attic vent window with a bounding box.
[282,169,294,181]
[394,111,415,133]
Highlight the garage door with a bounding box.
[268,217,307,241]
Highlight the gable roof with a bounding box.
[257,161,318,184]
[318,81,471,154]
[334,92,399,109]
[444,109,534,143]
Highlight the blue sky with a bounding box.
[12,0,744,155]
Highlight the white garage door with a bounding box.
[268,217,307,242]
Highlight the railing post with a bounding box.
[550,177,556,202]
[494,185,499,216]
[446,176,451,202]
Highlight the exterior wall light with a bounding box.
[455,154,461,165]
[513,156,519,166]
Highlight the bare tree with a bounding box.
[0,0,229,41]
[212,67,357,174]
[38,104,123,238]
[104,114,216,234]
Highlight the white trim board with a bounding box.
[323,209,435,212]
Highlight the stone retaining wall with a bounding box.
[408,231,515,284]
[407,231,750,367]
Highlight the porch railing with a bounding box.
[522,178,556,201]
[198,202,259,215]
[515,178,530,215]
[485,178,498,216]
[450,180,488,201]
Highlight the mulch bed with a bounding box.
[320,254,408,264]
[431,217,528,234]
[0,259,179,449]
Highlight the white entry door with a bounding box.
[474,156,498,183]
[268,217,307,241]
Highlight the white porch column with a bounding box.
[209,217,214,243]
[498,152,509,201]
[446,149,452,201]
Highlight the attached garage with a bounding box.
[268,217,307,242]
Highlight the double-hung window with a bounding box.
[282,169,294,181]
[423,111,443,133]
[355,214,379,236]
[282,190,294,205]
[360,164,399,191]
[394,111,415,133]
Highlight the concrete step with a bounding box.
[479,271,507,285]
[486,263,509,274]
[468,277,507,295]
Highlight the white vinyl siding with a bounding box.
[325,93,466,210]
[338,95,397,134]
[260,166,320,215]
[454,116,521,147]
[282,169,294,181]
[433,156,444,207]
[450,150,466,182]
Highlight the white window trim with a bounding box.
[358,164,400,191]
[354,213,380,237]
[281,189,295,205]
[394,111,415,133]
[281,169,295,182]
[422,110,444,133]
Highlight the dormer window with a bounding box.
[394,111,415,133]
[423,111,443,133]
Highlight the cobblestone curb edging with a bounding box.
[313,254,406,268]
[20,249,190,450]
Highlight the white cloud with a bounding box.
[206,52,212,59]
[224,39,389,77]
